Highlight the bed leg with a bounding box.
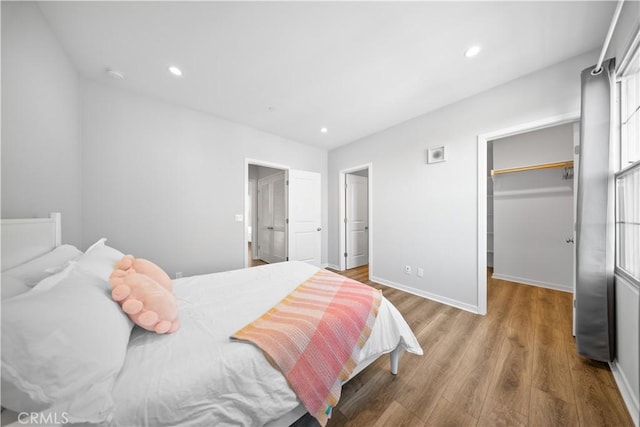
[390,346,400,375]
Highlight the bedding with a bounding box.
[74,238,125,281]
[232,269,382,426]
[1,244,82,300]
[1,275,30,300]
[0,237,132,423]
[0,219,422,427]
[1,263,133,423]
[105,261,422,426]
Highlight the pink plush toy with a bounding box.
[109,255,179,334]
[115,254,173,293]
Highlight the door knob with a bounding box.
[566,238,574,243]
[317,227,322,231]
[365,226,369,230]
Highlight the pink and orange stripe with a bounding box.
[231,269,382,426]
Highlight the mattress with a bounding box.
[104,261,422,426]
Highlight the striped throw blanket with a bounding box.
[231,269,382,426]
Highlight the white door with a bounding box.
[288,169,321,266]
[346,174,368,269]
[257,172,286,264]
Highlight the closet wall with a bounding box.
[491,123,575,292]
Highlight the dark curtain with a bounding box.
[575,58,616,362]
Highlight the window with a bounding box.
[620,58,640,167]
[616,37,640,284]
[616,167,639,281]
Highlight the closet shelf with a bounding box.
[491,160,573,176]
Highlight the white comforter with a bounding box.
[106,262,422,427]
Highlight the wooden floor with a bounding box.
[317,265,633,427]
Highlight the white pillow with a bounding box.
[0,275,30,300]
[1,266,133,423]
[27,263,76,296]
[2,261,77,301]
[75,238,125,283]
[2,245,82,287]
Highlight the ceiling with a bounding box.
[37,1,614,150]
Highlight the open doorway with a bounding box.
[339,164,372,275]
[477,113,579,315]
[247,163,287,267]
[245,160,323,268]
[488,123,577,290]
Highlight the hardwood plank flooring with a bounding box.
[313,265,634,427]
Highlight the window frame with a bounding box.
[614,28,640,287]
[614,160,640,285]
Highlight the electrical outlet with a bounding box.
[175,272,183,279]
[405,265,411,275]
[417,268,424,278]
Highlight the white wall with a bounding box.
[0,2,328,278]
[328,51,598,311]
[1,2,82,246]
[81,81,327,277]
[492,123,574,169]
[491,124,574,291]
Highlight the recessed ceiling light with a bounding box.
[106,68,125,80]
[464,45,481,58]
[168,66,182,76]
[320,127,328,133]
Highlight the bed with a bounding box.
[1,214,423,426]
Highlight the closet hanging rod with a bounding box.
[491,161,574,176]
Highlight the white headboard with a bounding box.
[1,212,61,271]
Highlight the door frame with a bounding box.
[248,178,257,259]
[339,163,373,272]
[571,121,580,335]
[476,112,579,315]
[345,173,369,269]
[244,159,290,268]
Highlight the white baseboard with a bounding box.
[370,275,480,314]
[610,360,639,427]
[491,273,572,293]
